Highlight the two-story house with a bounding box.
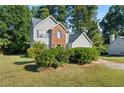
[30,15,92,48]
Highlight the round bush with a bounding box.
[27,42,47,58]
[35,46,70,68]
[35,50,59,68]
[49,46,70,63]
[69,48,100,64]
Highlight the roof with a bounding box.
[69,33,82,43]
[32,17,43,26]
[69,32,93,44]
[32,15,58,27]
[110,36,124,44]
[32,15,69,33]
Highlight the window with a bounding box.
[37,30,48,38]
[56,31,62,38]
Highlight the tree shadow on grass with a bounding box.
[14,60,38,72]
[14,61,34,65]
[24,64,38,72]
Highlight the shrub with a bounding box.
[35,46,100,69]
[35,49,59,68]
[49,46,70,63]
[95,44,108,55]
[27,42,47,58]
[35,46,70,68]
[69,48,100,64]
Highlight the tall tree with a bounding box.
[48,5,68,26]
[33,6,68,27]
[0,5,31,54]
[100,5,124,44]
[31,6,39,17]
[35,6,50,19]
[68,5,103,47]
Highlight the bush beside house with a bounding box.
[27,43,100,69]
[35,46,70,68]
[27,42,47,58]
[69,48,100,64]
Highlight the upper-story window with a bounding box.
[37,30,48,38]
[56,31,62,38]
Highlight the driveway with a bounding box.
[95,59,124,70]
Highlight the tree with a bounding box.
[31,6,39,17]
[48,5,68,26]
[33,6,68,27]
[68,5,103,47]
[35,6,50,19]
[0,5,31,54]
[100,5,124,44]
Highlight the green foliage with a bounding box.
[48,5,67,26]
[95,44,108,55]
[35,6,50,19]
[69,48,100,64]
[35,47,100,68]
[0,38,11,54]
[35,46,69,68]
[35,49,58,68]
[100,5,124,44]
[27,42,47,58]
[0,5,31,54]
[49,46,70,63]
[67,5,103,48]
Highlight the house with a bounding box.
[30,15,93,48]
[108,34,124,55]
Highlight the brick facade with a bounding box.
[51,23,66,48]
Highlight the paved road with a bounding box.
[95,59,124,70]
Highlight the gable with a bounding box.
[34,16,57,31]
[51,22,68,33]
[72,33,92,48]
[69,33,92,44]
[34,15,58,28]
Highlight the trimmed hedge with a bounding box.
[35,46,70,68]
[69,48,100,64]
[35,47,100,68]
[27,42,47,58]
[35,49,58,68]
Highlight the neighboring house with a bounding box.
[108,34,124,55]
[30,15,93,48]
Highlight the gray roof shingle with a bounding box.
[69,32,93,44]
[32,17,43,26]
[69,33,82,43]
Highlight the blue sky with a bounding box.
[97,5,111,20]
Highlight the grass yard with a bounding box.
[101,56,124,63]
[0,54,124,87]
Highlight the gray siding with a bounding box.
[72,34,92,48]
[108,38,124,55]
[32,17,57,48]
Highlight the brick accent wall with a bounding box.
[51,23,66,48]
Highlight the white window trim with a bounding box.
[56,31,62,38]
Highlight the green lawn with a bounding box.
[101,56,124,63]
[0,54,124,87]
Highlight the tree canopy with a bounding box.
[0,5,31,54]
[100,5,124,44]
